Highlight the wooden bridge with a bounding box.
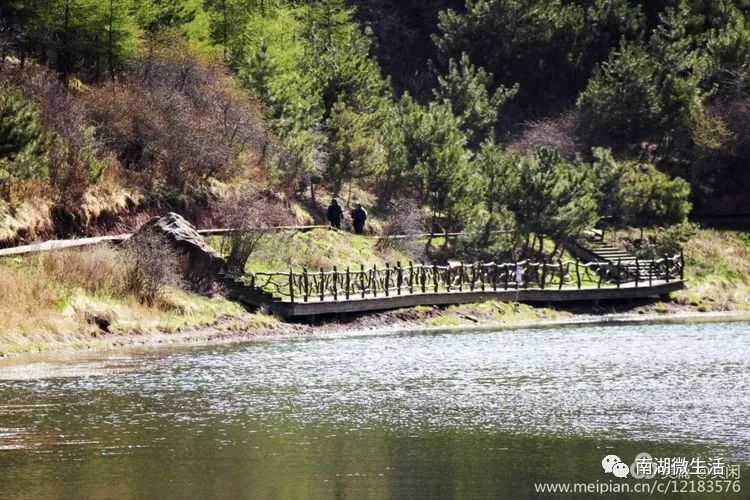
[219,254,686,318]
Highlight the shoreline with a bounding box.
[1,308,748,365]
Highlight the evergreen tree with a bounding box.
[392,95,479,237]
[433,53,517,148]
[577,41,662,141]
[142,0,197,32]
[511,147,599,255]
[0,85,47,202]
[325,101,388,196]
[619,162,692,233]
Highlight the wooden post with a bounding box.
[385,263,390,297]
[575,258,581,290]
[360,263,366,298]
[558,259,564,290]
[616,259,621,289]
[333,266,338,301]
[345,267,350,300]
[471,263,477,291]
[492,263,497,291]
[421,264,426,293]
[396,262,403,295]
[372,264,378,297]
[433,264,439,293]
[680,250,685,281]
[513,260,518,290]
[664,253,671,282]
[648,261,653,287]
[408,261,414,294]
[289,270,295,303]
[634,258,640,288]
[458,263,463,292]
[319,267,325,301]
[480,264,486,291]
[446,266,452,292]
[504,264,509,290]
[303,267,309,302]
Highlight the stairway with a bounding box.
[217,273,280,309]
[567,239,663,283]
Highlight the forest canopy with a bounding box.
[0,0,747,257]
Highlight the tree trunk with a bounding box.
[523,233,531,258]
[551,242,561,260]
[333,177,342,198]
[108,0,115,80]
[61,1,71,79]
[425,211,437,254]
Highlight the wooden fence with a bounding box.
[241,253,685,303]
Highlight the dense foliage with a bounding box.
[4,0,743,258]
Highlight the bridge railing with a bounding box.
[240,254,684,303]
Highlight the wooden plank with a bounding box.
[0,234,129,257]
[197,225,330,236]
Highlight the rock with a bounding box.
[72,297,117,333]
[86,312,111,333]
[129,212,226,287]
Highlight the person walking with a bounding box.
[351,203,367,235]
[327,199,343,229]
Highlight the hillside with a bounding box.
[2,1,750,241]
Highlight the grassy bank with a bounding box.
[0,245,271,355]
[672,229,750,312]
[1,229,748,357]
[244,228,415,272]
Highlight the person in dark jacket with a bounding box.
[351,203,367,234]
[327,199,343,229]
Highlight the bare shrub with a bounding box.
[83,31,272,193]
[215,188,294,273]
[508,109,585,160]
[122,231,183,305]
[710,98,750,158]
[2,64,113,211]
[376,198,428,256]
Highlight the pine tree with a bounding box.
[433,52,517,148]
[0,85,47,202]
[393,95,479,237]
[512,147,598,255]
[577,41,663,141]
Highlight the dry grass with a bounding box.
[0,245,244,351]
[78,168,141,227]
[0,245,133,339]
[0,168,139,246]
[36,245,130,296]
[0,197,53,245]
[673,229,750,311]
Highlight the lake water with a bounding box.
[0,321,748,499]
